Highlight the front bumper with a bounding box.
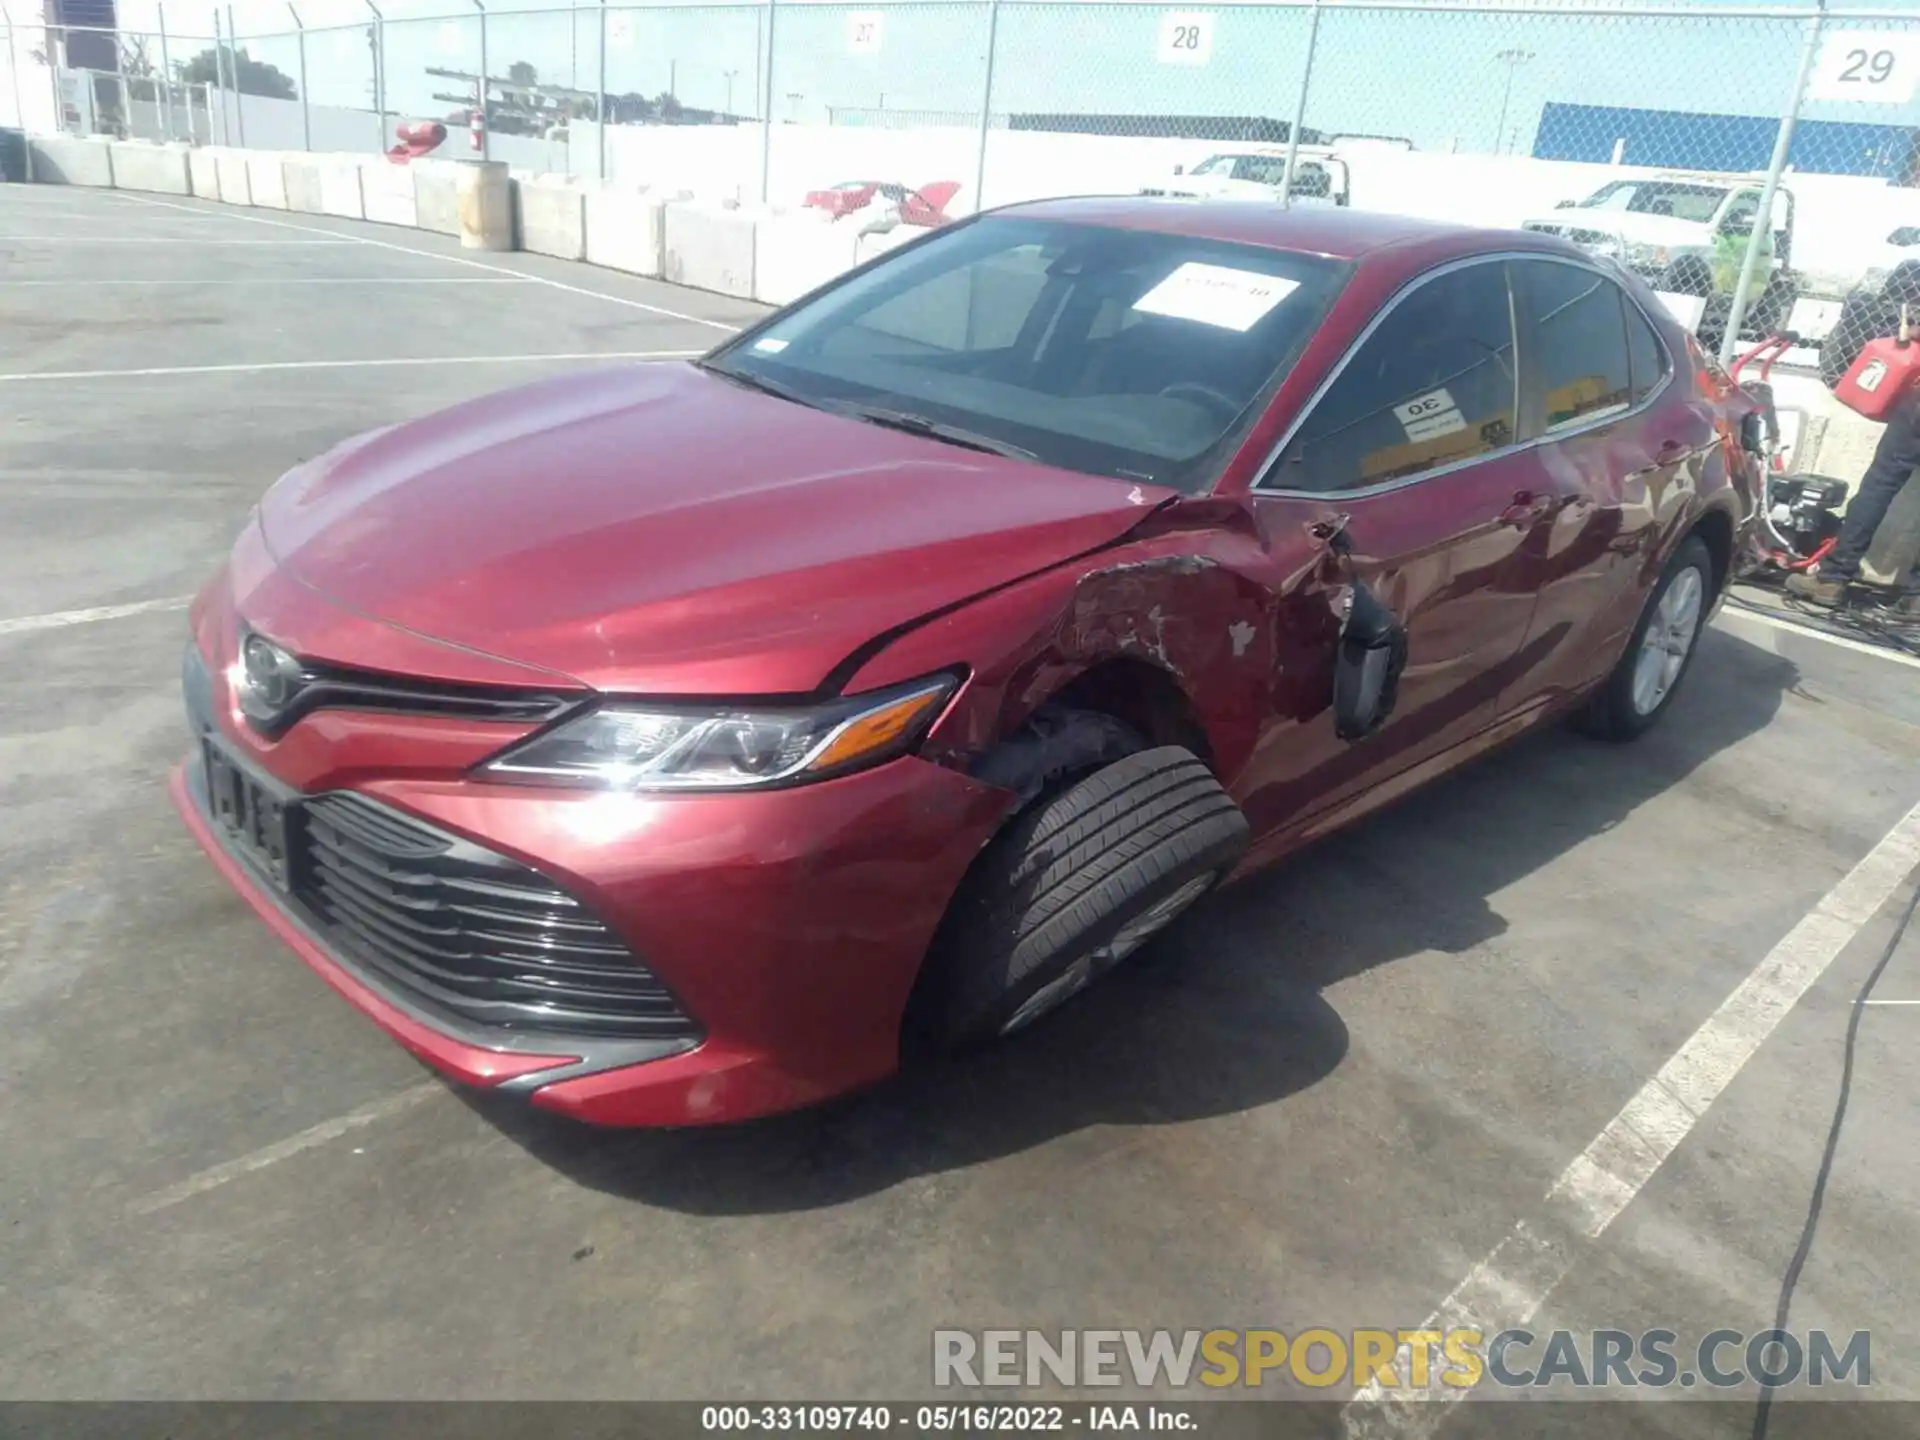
[176,638,1015,1127]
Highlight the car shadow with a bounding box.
[456,626,1799,1215]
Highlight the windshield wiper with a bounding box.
[838,405,1039,462]
[698,361,827,412]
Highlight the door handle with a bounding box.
[1499,492,1555,527]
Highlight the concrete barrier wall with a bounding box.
[517,179,587,261]
[187,146,220,200]
[412,160,462,237]
[663,203,756,298]
[212,149,253,207]
[318,156,365,220]
[284,156,326,214]
[360,159,418,228]
[107,141,191,196]
[26,135,115,187]
[754,216,862,307]
[583,185,666,278]
[246,153,290,210]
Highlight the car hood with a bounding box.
[258,361,1176,695]
[1530,209,1711,250]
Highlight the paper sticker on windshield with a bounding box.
[1394,388,1468,441]
[752,338,789,354]
[1131,264,1299,331]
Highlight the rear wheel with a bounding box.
[912,746,1250,1053]
[1576,536,1713,742]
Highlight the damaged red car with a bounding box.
[175,200,1761,1127]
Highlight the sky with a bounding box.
[65,0,1920,153]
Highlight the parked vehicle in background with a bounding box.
[1819,226,1920,388]
[174,201,1761,1128]
[804,180,960,228]
[1141,144,1350,208]
[1522,172,1800,339]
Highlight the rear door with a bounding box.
[1235,256,1562,842]
[1498,257,1705,711]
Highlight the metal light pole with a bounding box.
[722,67,736,117]
[596,0,608,180]
[971,0,998,214]
[1493,47,1532,157]
[1720,5,1827,365]
[157,2,175,140]
[1,3,23,137]
[1280,0,1323,209]
[211,8,227,143]
[227,5,245,145]
[757,0,775,202]
[473,0,489,160]
[365,0,385,149]
[288,3,309,150]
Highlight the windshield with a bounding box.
[1575,180,1729,222]
[702,216,1350,493]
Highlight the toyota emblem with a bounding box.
[237,632,306,726]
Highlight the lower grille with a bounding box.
[290,791,699,1042]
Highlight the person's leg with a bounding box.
[1787,399,1920,603]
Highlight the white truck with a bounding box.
[1140,144,1350,209]
[1521,171,1799,339]
[1522,173,1793,285]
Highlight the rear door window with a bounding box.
[1514,259,1636,436]
[1267,259,1519,493]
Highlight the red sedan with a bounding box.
[803,179,960,227]
[174,201,1761,1126]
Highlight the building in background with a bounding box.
[44,0,117,74]
[1535,102,1920,184]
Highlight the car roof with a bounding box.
[988,195,1577,265]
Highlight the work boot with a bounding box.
[1784,571,1849,607]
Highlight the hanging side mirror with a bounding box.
[1333,578,1408,741]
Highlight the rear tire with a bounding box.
[913,746,1249,1053]
[1575,535,1713,742]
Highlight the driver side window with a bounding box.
[1267,261,1519,493]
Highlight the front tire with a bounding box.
[914,746,1249,1053]
[1576,535,1713,742]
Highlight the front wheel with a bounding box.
[1575,535,1713,742]
[911,746,1250,1053]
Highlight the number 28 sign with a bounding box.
[1810,30,1920,105]
[1158,12,1215,67]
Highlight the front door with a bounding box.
[1233,256,1560,849]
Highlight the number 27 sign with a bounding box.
[1158,12,1215,67]
[1810,30,1920,105]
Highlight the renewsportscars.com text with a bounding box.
[932,1327,1872,1391]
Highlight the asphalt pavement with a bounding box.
[2,183,1918,1436]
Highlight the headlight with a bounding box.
[479,674,959,791]
[1624,240,1671,270]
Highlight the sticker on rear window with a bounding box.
[1131,263,1300,332]
[752,338,790,354]
[1394,388,1468,442]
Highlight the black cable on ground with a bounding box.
[1750,880,1920,1440]
[1723,587,1920,660]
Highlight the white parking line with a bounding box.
[0,350,703,382]
[105,192,747,333]
[1343,798,1920,1437]
[0,595,191,637]
[130,1082,443,1216]
[1717,603,1920,673]
[0,236,358,245]
[0,277,539,287]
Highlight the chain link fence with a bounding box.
[10,2,1920,361]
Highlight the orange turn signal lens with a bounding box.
[803,681,953,775]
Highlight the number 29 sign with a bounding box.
[1810,30,1920,105]
[1158,11,1215,67]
